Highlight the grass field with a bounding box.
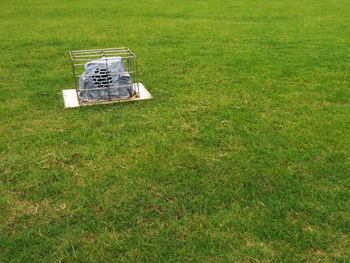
[1,0,349,261]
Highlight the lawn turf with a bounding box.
[0,0,349,262]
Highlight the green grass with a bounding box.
[0,0,349,261]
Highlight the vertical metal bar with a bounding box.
[69,51,80,103]
[126,47,138,95]
[129,57,133,96]
[135,54,139,96]
[129,53,134,96]
[100,49,111,100]
[105,58,111,100]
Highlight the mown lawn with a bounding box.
[0,0,349,262]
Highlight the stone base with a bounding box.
[62,83,152,108]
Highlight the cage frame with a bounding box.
[69,47,141,105]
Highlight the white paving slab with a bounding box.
[62,83,152,108]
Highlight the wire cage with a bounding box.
[69,47,140,105]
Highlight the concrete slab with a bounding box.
[62,83,152,108]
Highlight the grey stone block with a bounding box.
[79,57,133,101]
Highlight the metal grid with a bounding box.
[69,47,139,104]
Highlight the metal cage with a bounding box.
[69,47,139,105]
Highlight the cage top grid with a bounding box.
[69,47,138,78]
[69,47,136,66]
